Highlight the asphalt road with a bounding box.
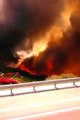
[0,88,80,120]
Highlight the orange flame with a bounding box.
[25,3,76,58]
[11,2,77,69]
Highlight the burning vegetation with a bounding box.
[0,0,80,78]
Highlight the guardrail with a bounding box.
[0,77,80,97]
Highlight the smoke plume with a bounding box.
[0,0,80,76]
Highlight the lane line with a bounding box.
[0,97,80,112]
[8,107,80,120]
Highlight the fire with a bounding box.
[23,3,75,58]
[12,3,75,69]
[27,37,49,57]
[3,0,80,76]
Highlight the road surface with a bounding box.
[0,88,80,120]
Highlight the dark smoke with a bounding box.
[0,0,63,64]
[0,0,80,76]
[63,11,80,75]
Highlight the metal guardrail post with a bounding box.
[10,89,14,96]
[73,81,75,86]
[33,86,36,92]
[54,83,58,89]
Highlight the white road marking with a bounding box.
[8,106,80,120]
[0,97,80,112]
